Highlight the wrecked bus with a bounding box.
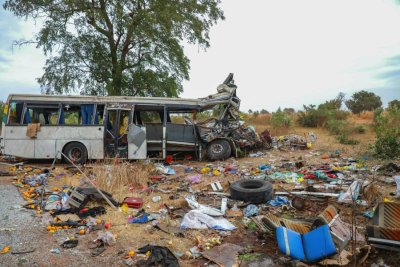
[0,74,266,163]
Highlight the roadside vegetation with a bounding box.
[244,90,399,159]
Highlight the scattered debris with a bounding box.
[201,243,244,267]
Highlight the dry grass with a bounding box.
[89,162,152,202]
[348,111,374,125]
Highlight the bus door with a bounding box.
[104,106,132,158]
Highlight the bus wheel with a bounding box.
[63,142,88,164]
[206,139,231,161]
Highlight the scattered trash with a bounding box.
[61,239,78,249]
[202,243,244,267]
[277,225,336,262]
[243,204,259,217]
[152,195,162,203]
[122,197,144,209]
[137,245,180,267]
[181,210,236,231]
[50,248,61,254]
[366,202,400,251]
[210,181,223,192]
[97,231,116,246]
[188,174,201,184]
[267,196,289,207]
[185,195,227,216]
[0,246,11,254]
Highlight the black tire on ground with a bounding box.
[230,179,273,204]
[206,139,231,161]
[63,142,88,164]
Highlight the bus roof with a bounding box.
[7,89,236,111]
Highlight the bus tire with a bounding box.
[63,142,88,165]
[230,179,273,204]
[207,139,231,161]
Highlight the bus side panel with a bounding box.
[45,126,104,159]
[3,126,35,158]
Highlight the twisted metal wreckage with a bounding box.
[195,73,312,160]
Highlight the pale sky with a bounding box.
[0,0,399,112]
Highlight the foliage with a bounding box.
[253,110,260,118]
[373,106,400,159]
[345,90,382,114]
[388,99,400,110]
[355,125,367,134]
[0,102,4,123]
[283,107,295,114]
[248,109,253,114]
[271,108,293,128]
[297,93,349,128]
[336,134,360,145]
[373,107,384,124]
[4,0,224,97]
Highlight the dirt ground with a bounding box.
[1,125,400,267]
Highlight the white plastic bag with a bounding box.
[180,210,236,231]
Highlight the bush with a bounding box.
[271,108,293,128]
[337,134,360,145]
[355,125,367,134]
[373,107,400,159]
[326,118,347,135]
[297,103,349,127]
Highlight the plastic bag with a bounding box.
[181,210,236,231]
[97,231,116,246]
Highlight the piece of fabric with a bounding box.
[243,204,259,217]
[81,104,94,125]
[137,245,180,267]
[26,123,40,138]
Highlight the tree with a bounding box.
[4,1,224,97]
[283,108,295,114]
[345,90,382,114]
[320,92,345,110]
[388,99,400,110]
[260,109,269,114]
[248,109,253,114]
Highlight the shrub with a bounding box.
[271,108,293,128]
[336,134,360,145]
[373,107,400,159]
[355,125,367,134]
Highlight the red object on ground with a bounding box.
[151,175,165,181]
[122,197,144,209]
[104,223,111,229]
[165,155,173,164]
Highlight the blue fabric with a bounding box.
[24,110,31,124]
[276,227,305,261]
[80,104,94,125]
[302,225,336,262]
[59,109,65,125]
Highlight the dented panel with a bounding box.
[3,125,104,160]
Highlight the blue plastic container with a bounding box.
[303,224,336,261]
[276,224,336,262]
[276,227,305,261]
